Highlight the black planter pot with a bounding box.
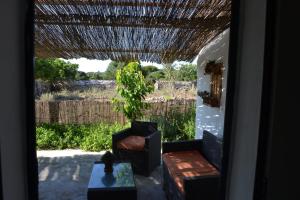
[101,151,116,173]
[104,163,113,173]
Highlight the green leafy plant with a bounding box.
[163,63,177,81]
[104,61,126,80]
[36,123,129,151]
[141,65,159,77]
[113,61,154,122]
[150,106,196,142]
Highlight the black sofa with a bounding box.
[162,130,222,200]
[112,121,161,176]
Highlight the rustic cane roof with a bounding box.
[34,0,231,63]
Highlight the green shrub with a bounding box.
[113,61,154,122]
[36,126,61,149]
[36,123,128,151]
[80,123,126,151]
[150,106,196,142]
[36,107,196,150]
[183,117,196,140]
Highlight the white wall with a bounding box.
[195,29,230,139]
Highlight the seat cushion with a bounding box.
[117,136,145,151]
[162,150,219,193]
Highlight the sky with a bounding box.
[65,57,198,73]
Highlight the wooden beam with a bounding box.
[35,47,162,54]
[35,14,230,29]
[35,0,213,9]
[34,46,199,56]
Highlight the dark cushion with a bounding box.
[163,150,219,193]
[117,136,145,151]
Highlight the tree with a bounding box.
[35,58,78,82]
[176,64,197,81]
[75,71,89,80]
[141,65,159,77]
[147,70,165,81]
[103,61,126,80]
[86,72,104,80]
[163,63,177,81]
[113,62,154,121]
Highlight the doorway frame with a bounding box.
[23,0,271,199]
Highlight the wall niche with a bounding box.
[197,61,223,107]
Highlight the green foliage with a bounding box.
[35,58,78,82]
[144,62,197,81]
[36,123,129,151]
[176,64,197,81]
[141,65,159,77]
[86,72,105,80]
[104,61,126,80]
[36,123,85,149]
[146,71,165,81]
[36,126,61,149]
[163,63,177,81]
[80,123,125,151]
[75,71,89,80]
[34,58,197,82]
[150,106,196,142]
[36,107,195,150]
[113,62,154,121]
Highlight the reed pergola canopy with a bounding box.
[35,0,231,63]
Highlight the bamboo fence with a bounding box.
[35,99,195,124]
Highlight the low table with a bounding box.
[87,162,137,200]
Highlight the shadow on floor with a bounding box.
[38,153,166,200]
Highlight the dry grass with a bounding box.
[38,87,196,101]
[39,88,118,101]
[146,88,196,101]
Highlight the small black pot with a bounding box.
[101,151,116,173]
[104,163,113,173]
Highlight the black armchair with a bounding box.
[162,130,222,200]
[112,121,161,176]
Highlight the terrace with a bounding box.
[34,0,231,199]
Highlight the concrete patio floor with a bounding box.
[37,150,166,200]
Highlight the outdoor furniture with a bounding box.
[87,162,137,200]
[112,121,161,176]
[162,130,222,200]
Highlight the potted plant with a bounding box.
[197,90,220,107]
[112,62,160,176]
[112,61,154,125]
[101,151,116,173]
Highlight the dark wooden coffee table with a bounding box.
[87,162,137,200]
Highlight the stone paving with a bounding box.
[37,150,166,200]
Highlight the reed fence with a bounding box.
[35,99,195,124]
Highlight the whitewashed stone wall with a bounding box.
[195,29,230,139]
[154,80,196,90]
[68,80,116,90]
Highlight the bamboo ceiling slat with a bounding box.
[34,0,231,63]
[35,14,228,29]
[36,0,216,9]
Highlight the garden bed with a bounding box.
[36,106,196,151]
